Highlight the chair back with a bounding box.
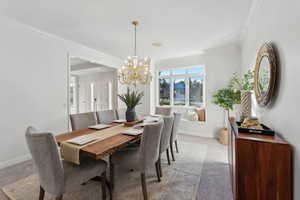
[116,108,127,120]
[139,121,164,172]
[170,112,182,143]
[25,127,64,196]
[70,112,97,131]
[155,106,172,116]
[160,116,174,153]
[97,109,117,124]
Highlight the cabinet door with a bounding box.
[236,139,292,200]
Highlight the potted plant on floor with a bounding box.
[118,87,144,122]
[212,88,241,145]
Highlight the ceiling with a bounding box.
[1,0,253,60]
[70,57,115,75]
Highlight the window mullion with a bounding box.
[171,78,173,106]
[186,77,189,106]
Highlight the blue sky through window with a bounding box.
[159,70,170,76]
[187,67,204,74]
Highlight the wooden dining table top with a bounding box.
[55,123,141,160]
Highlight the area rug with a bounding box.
[2,142,207,200]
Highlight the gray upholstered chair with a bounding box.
[170,112,182,161]
[155,106,172,116]
[25,127,111,200]
[97,110,117,124]
[116,108,127,120]
[70,112,98,131]
[110,121,164,200]
[157,115,174,177]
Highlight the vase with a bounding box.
[126,108,137,122]
[240,91,252,121]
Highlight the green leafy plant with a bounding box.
[159,99,170,105]
[228,70,254,92]
[118,87,144,109]
[212,88,241,111]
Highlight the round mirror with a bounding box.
[258,56,271,96]
[254,43,277,106]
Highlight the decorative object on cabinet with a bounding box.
[227,118,292,200]
[229,70,254,121]
[237,120,275,136]
[254,42,277,106]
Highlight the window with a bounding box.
[189,76,203,107]
[158,66,205,107]
[159,78,170,105]
[173,68,186,75]
[159,70,170,76]
[174,78,185,105]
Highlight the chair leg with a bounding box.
[109,156,114,190]
[101,171,107,200]
[155,162,161,182]
[158,156,163,177]
[39,186,45,200]
[141,173,148,200]
[175,140,179,153]
[55,195,63,200]
[105,178,113,200]
[166,149,171,165]
[170,142,175,161]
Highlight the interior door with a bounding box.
[78,82,93,113]
[94,82,111,111]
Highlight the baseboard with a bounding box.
[0,154,31,170]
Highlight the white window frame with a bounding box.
[157,66,206,108]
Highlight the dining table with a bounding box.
[55,123,141,161]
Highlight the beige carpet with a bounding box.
[2,142,207,200]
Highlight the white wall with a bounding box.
[240,0,300,197]
[155,43,241,137]
[0,16,122,169]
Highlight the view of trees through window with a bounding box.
[159,78,170,105]
[174,78,185,105]
[189,77,203,107]
[158,67,205,107]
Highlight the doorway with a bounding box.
[68,57,117,115]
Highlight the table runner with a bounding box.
[60,124,131,164]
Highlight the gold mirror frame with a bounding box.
[254,43,277,106]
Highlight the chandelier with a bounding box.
[118,21,152,86]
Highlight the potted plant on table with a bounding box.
[212,88,241,145]
[118,87,144,122]
[228,70,254,121]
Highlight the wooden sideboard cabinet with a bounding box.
[228,120,292,200]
